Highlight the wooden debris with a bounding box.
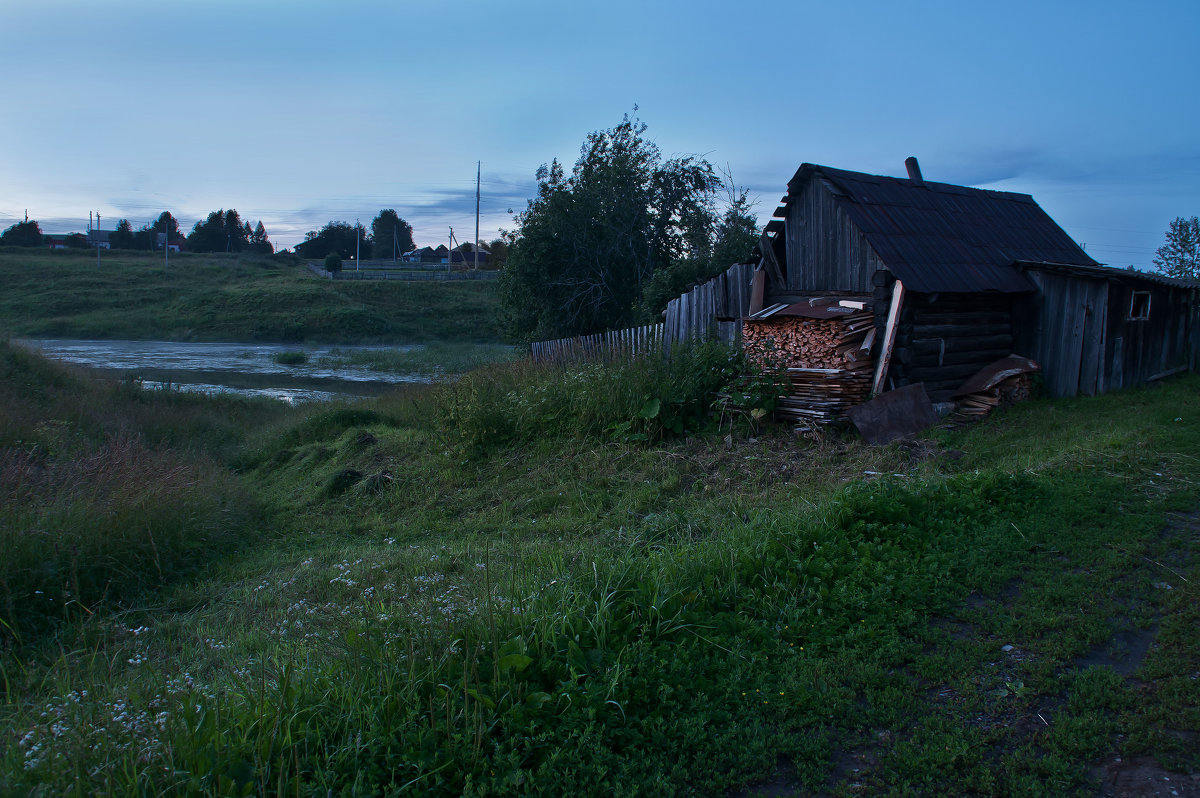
[946,373,1033,426]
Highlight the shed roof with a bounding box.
[782,164,1099,293]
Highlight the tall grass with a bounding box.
[0,341,265,643]
[437,341,745,451]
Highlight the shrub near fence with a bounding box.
[530,323,663,364]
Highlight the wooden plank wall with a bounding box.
[1021,270,1110,397]
[785,179,884,294]
[1103,281,1197,391]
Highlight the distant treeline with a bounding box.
[3,207,512,265]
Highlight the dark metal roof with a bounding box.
[783,164,1099,293]
[1016,260,1200,290]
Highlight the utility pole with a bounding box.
[163,214,169,270]
[356,217,360,271]
[96,212,101,268]
[474,161,480,271]
[448,226,453,274]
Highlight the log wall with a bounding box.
[884,286,1018,401]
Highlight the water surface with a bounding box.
[17,339,430,404]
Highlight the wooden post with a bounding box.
[872,279,905,395]
[758,232,785,288]
[748,265,766,315]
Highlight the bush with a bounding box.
[439,340,743,452]
[324,252,342,273]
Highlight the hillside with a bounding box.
[0,248,503,344]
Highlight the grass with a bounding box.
[316,342,520,376]
[1,339,1197,795]
[0,248,503,344]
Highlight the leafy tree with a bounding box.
[187,209,251,253]
[638,186,760,318]
[154,212,181,244]
[1152,216,1200,280]
[324,252,342,273]
[370,210,414,260]
[710,189,760,273]
[0,220,43,247]
[110,219,136,249]
[487,237,508,270]
[295,221,367,261]
[65,233,89,249]
[500,113,720,344]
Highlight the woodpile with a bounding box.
[742,307,876,429]
[948,373,1034,425]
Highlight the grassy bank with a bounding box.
[1,342,1197,795]
[0,248,502,344]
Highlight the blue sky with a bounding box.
[1,0,1197,269]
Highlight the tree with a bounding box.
[487,237,508,270]
[110,219,136,249]
[1152,216,1200,280]
[0,220,43,247]
[499,113,721,344]
[250,221,274,254]
[709,189,760,273]
[324,253,342,273]
[295,221,367,260]
[370,209,414,260]
[187,209,251,253]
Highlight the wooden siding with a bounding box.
[785,179,885,294]
[1022,268,1198,397]
[1021,271,1108,397]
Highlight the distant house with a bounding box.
[401,245,450,264]
[450,243,490,267]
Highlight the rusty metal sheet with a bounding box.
[952,355,1041,397]
[847,383,936,445]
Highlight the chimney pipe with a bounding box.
[905,156,924,185]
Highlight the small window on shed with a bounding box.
[1129,291,1151,320]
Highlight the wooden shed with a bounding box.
[752,159,1199,401]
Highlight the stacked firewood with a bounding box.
[742,311,876,428]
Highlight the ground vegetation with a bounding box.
[1,335,1197,795]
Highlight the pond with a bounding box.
[16,339,434,404]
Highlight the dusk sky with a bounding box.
[2,0,1197,270]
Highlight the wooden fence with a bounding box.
[530,262,758,365]
[530,324,663,364]
[662,262,756,348]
